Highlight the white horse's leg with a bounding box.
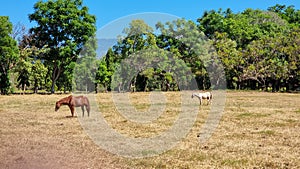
[209,93,212,104]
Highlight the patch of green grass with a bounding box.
[265,122,286,127]
[133,103,150,111]
[126,158,164,169]
[236,112,252,118]
[285,119,297,123]
[140,150,159,156]
[236,112,270,118]
[274,109,284,114]
[257,130,276,136]
[266,119,298,128]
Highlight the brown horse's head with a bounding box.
[55,101,61,111]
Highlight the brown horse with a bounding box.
[55,95,90,117]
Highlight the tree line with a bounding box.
[98,4,300,92]
[0,1,299,94]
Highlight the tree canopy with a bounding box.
[28,0,96,93]
[0,16,19,94]
[1,3,300,94]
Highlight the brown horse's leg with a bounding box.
[86,104,90,117]
[69,106,75,117]
[81,106,85,117]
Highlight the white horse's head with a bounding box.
[191,93,197,98]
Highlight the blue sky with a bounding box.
[1,0,299,30]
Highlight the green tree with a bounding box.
[31,59,47,93]
[197,7,291,90]
[198,8,288,48]
[197,9,229,38]
[14,45,49,94]
[283,27,300,91]
[268,4,300,25]
[102,48,117,91]
[212,32,242,89]
[74,36,98,92]
[0,16,19,94]
[29,0,96,93]
[57,62,75,93]
[156,19,214,90]
[112,19,158,91]
[95,58,112,92]
[15,48,32,93]
[242,33,290,91]
[114,19,154,61]
[14,27,49,94]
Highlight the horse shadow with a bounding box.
[65,115,78,118]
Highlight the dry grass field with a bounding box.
[0,91,299,168]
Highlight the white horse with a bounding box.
[191,91,212,105]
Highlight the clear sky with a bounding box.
[1,0,299,30]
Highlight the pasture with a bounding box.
[0,91,299,168]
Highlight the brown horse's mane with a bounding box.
[57,95,72,105]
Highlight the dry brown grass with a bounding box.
[0,91,299,168]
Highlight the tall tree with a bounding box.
[197,9,228,38]
[95,58,112,92]
[30,59,47,93]
[102,48,117,91]
[156,19,215,90]
[211,32,242,89]
[74,36,98,92]
[112,19,157,91]
[0,16,19,94]
[242,34,288,91]
[284,27,300,91]
[14,44,49,94]
[15,48,32,93]
[29,0,96,93]
[114,19,154,60]
[14,26,49,94]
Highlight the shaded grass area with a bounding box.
[0,91,299,168]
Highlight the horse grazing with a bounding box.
[55,95,90,117]
[191,92,212,105]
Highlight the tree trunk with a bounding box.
[95,83,98,93]
[23,84,26,95]
[51,80,56,94]
[51,65,62,94]
[166,82,170,92]
[33,80,38,94]
[118,82,122,93]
